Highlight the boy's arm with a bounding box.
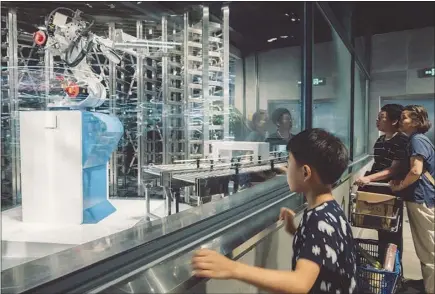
[364,160,401,182]
[192,249,319,294]
[233,259,320,294]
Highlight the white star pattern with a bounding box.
[318,220,335,236]
[327,212,338,222]
[349,277,356,293]
[291,201,356,294]
[339,216,347,236]
[312,245,321,256]
[315,203,328,211]
[325,244,338,263]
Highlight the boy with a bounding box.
[192,129,357,294]
[355,104,408,262]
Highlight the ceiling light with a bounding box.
[291,18,296,22]
[267,38,277,43]
[280,36,288,39]
[285,13,289,16]
[85,3,92,8]
[137,1,142,3]
[108,4,115,9]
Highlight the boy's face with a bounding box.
[376,111,397,132]
[287,153,309,192]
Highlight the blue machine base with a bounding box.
[83,200,116,224]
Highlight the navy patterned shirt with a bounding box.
[292,200,357,294]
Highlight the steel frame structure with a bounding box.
[1,5,232,211]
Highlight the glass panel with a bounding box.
[1,2,305,276]
[328,2,355,42]
[354,66,368,158]
[313,6,352,149]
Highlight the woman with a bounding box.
[355,104,408,263]
[246,110,268,142]
[266,108,294,150]
[390,105,434,294]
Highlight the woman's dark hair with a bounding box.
[381,104,404,129]
[286,128,349,185]
[271,108,292,127]
[403,105,432,134]
[249,110,267,131]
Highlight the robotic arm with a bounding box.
[34,8,181,109]
[34,8,122,109]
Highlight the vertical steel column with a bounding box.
[136,20,144,196]
[183,12,190,161]
[108,22,118,196]
[202,6,210,150]
[301,2,313,130]
[161,16,169,164]
[349,55,355,160]
[364,79,370,155]
[7,9,20,205]
[254,53,260,112]
[44,50,54,107]
[222,6,230,140]
[349,28,356,160]
[242,57,247,120]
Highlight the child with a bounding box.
[192,129,357,294]
[355,104,408,262]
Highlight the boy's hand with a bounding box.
[279,207,297,235]
[355,176,370,186]
[192,249,239,280]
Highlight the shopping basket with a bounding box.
[356,238,401,294]
[349,182,402,232]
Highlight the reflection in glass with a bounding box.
[313,7,351,148]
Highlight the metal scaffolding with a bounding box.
[1,5,233,209]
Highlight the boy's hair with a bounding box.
[381,104,404,129]
[286,129,349,185]
[404,105,432,134]
[271,108,292,126]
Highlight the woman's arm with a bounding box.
[391,156,424,191]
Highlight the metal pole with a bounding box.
[108,22,118,197]
[44,50,54,107]
[7,9,20,205]
[202,6,210,153]
[136,20,144,197]
[222,6,230,140]
[183,12,190,161]
[255,53,260,112]
[242,58,247,120]
[301,2,313,130]
[161,16,169,164]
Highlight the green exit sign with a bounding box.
[417,67,435,78]
[298,78,326,86]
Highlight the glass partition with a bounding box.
[0,2,369,286]
[0,1,305,274]
[354,65,369,158]
[312,6,351,149]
